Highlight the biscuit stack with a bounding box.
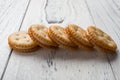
[8,24,117,53]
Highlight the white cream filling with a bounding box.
[33,34,51,46]
[15,46,37,49]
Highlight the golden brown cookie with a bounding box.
[8,31,39,53]
[48,25,77,49]
[65,24,93,50]
[87,26,117,53]
[28,24,58,49]
[48,30,77,50]
[87,33,116,53]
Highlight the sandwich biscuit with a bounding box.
[48,25,77,49]
[87,26,117,53]
[28,24,58,49]
[66,24,93,50]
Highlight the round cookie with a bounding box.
[87,26,117,53]
[8,31,39,53]
[48,25,77,49]
[65,24,93,50]
[48,30,77,50]
[28,24,58,49]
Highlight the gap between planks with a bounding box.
[0,0,31,80]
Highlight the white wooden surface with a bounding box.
[0,0,120,80]
[0,0,30,79]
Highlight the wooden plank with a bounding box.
[2,0,50,80]
[85,0,120,80]
[3,0,116,80]
[0,0,30,79]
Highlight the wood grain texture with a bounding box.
[0,0,30,79]
[45,0,65,23]
[2,0,118,80]
[85,0,120,80]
